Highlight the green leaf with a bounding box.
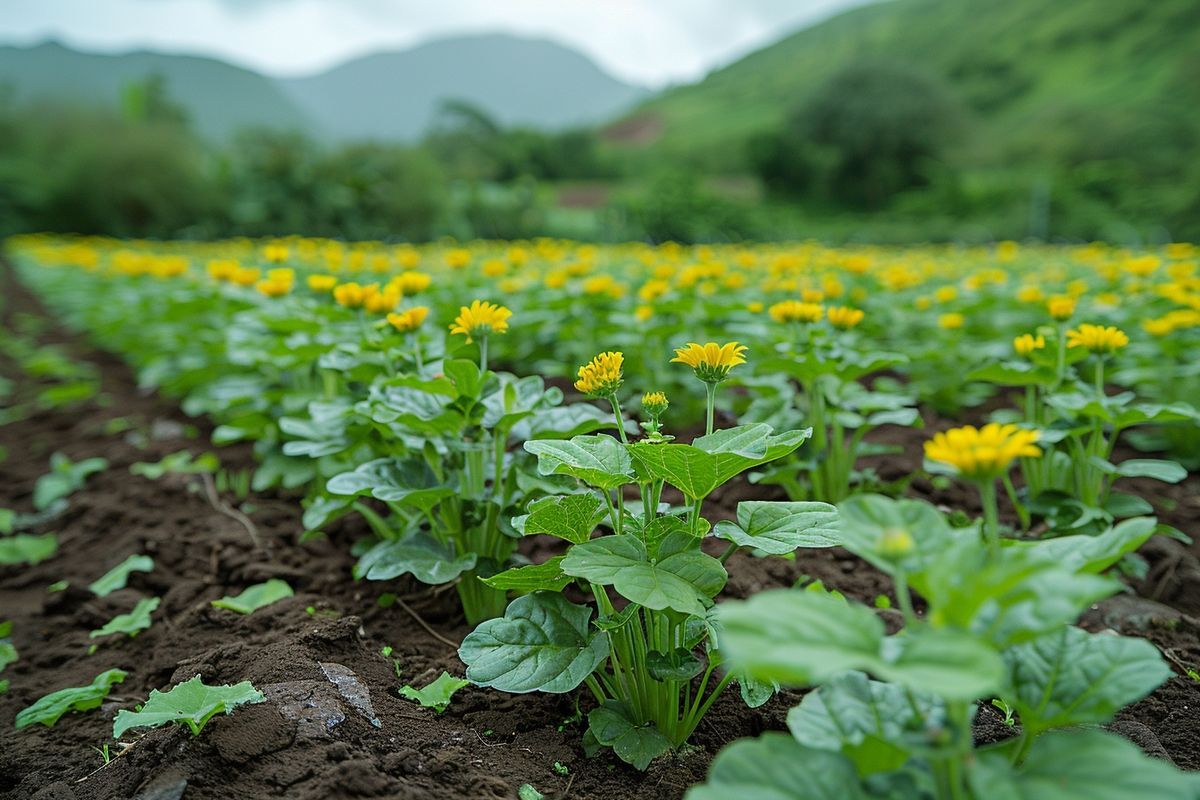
[399,671,469,713]
[482,557,572,593]
[356,533,477,585]
[211,579,294,615]
[588,702,672,770]
[89,554,154,597]
[33,454,107,510]
[512,493,605,544]
[518,785,546,800]
[629,424,808,501]
[443,358,484,399]
[15,669,127,729]
[0,621,16,672]
[560,535,726,616]
[971,729,1200,799]
[787,671,942,776]
[113,675,265,738]
[646,647,705,682]
[1004,626,1170,734]
[720,590,1002,700]
[326,457,454,513]
[90,597,160,638]
[0,508,14,534]
[713,501,839,555]
[524,435,634,490]
[836,494,958,575]
[1112,458,1188,483]
[0,533,58,565]
[130,450,219,479]
[966,362,1056,387]
[737,674,777,709]
[1015,517,1157,574]
[459,592,610,693]
[685,733,869,800]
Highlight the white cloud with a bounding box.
[1,0,868,86]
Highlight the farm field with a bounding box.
[2,235,1200,799]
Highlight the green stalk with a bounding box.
[409,332,423,372]
[478,335,489,374]
[980,480,1001,554]
[609,395,629,444]
[704,381,718,436]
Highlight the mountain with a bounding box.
[614,0,1200,169]
[0,41,313,140]
[281,34,650,141]
[0,35,648,142]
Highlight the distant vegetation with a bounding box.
[1,0,1198,243]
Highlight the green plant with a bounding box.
[460,352,831,769]
[113,675,265,738]
[130,450,219,479]
[15,670,128,730]
[687,495,1192,799]
[211,579,294,614]
[88,554,154,597]
[90,597,160,639]
[33,452,108,510]
[0,533,58,566]
[399,671,469,713]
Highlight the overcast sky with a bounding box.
[0,0,869,87]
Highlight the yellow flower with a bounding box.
[362,283,400,314]
[392,270,431,294]
[445,248,471,269]
[206,259,238,282]
[387,307,429,333]
[1013,333,1046,357]
[924,423,1041,482]
[255,277,292,297]
[1047,295,1076,321]
[827,305,865,330]
[802,288,824,303]
[935,286,958,303]
[450,300,512,341]
[334,281,365,308]
[307,274,337,292]
[769,300,823,324]
[635,305,654,322]
[938,312,964,330]
[1066,323,1129,354]
[641,391,669,417]
[574,351,624,397]
[1017,285,1044,304]
[230,267,261,287]
[671,342,747,383]
[263,242,289,263]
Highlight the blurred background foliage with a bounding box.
[0,0,1197,244]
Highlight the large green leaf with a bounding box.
[459,592,610,693]
[588,702,672,770]
[836,494,960,575]
[629,424,808,501]
[685,733,869,800]
[524,435,633,489]
[15,669,127,730]
[512,493,605,544]
[481,556,572,593]
[560,535,726,616]
[112,675,265,738]
[787,671,942,776]
[356,383,465,436]
[1004,626,1170,734]
[90,597,159,638]
[356,533,477,584]
[1014,517,1157,574]
[88,554,154,597]
[720,590,1002,700]
[326,457,454,513]
[713,501,839,555]
[1111,458,1188,483]
[971,729,1200,799]
[211,579,294,615]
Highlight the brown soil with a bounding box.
[2,266,1199,799]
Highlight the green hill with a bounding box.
[0,36,648,143]
[281,34,649,141]
[0,41,314,140]
[617,0,1200,171]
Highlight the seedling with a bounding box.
[90,597,160,639]
[130,450,219,480]
[0,533,58,566]
[113,675,265,738]
[399,671,468,713]
[15,669,127,729]
[211,579,294,614]
[88,555,154,597]
[33,452,108,510]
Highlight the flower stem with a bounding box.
[980,480,1001,554]
[609,395,629,444]
[478,336,489,374]
[704,382,717,436]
